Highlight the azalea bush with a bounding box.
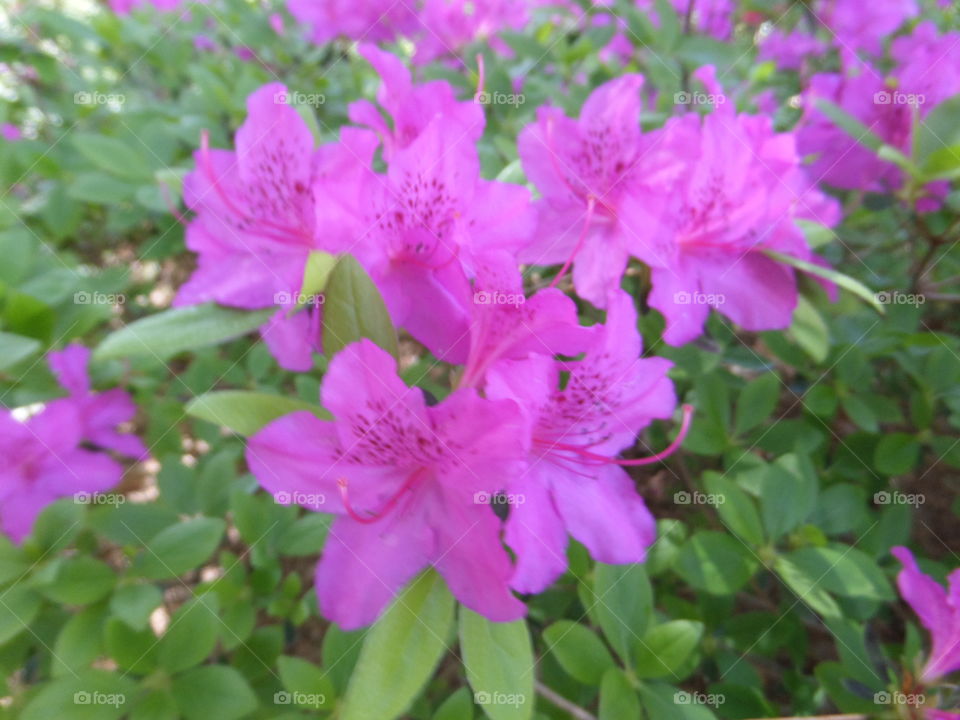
[2,0,960,719]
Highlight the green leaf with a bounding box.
[774,556,842,619]
[277,656,335,710]
[543,621,614,685]
[186,391,330,436]
[341,570,455,720]
[433,688,475,720]
[157,595,220,673]
[133,517,225,580]
[459,609,533,720]
[67,172,137,204]
[71,133,153,181]
[787,296,831,363]
[760,454,819,540]
[734,372,780,435]
[172,666,258,720]
[592,563,652,664]
[640,683,718,719]
[916,94,960,170]
[322,254,399,360]
[21,670,137,720]
[110,584,163,631]
[0,331,41,370]
[765,249,884,313]
[703,474,765,546]
[814,99,885,152]
[874,433,921,475]
[39,556,116,605]
[104,618,159,674]
[599,668,641,720]
[298,250,338,306]
[634,620,704,679]
[52,605,107,677]
[785,546,893,601]
[675,531,758,595]
[0,584,41,644]
[95,304,274,361]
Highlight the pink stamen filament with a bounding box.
[337,468,427,524]
[535,404,695,467]
[549,195,596,289]
[198,129,313,247]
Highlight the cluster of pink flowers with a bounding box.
[0,346,144,543]
[164,37,845,626]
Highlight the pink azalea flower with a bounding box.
[635,0,735,40]
[176,83,378,371]
[458,251,596,389]
[348,43,484,161]
[633,70,838,345]
[758,29,827,71]
[517,74,650,308]
[816,0,918,55]
[485,289,679,593]
[246,339,528,628]
[316,118,533,363]
[892,547,960,685]
[47,345,147,460]
[798,63,909,193]
[0,123,21,142]
[413,0,529,64]
[285,0,417,45]
[0,345,143,543]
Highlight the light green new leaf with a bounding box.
[95,304,274,361]
[459,609,533,720]
[186,391,330,436]
[322,254,399,359]
[341,570,455,720]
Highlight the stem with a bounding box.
[534,681,597,720]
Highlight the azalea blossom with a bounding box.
[176,82,378,370]
[892,546,960,685]
[246,340,528,628]
[816,0,918,55]
[485,289,681,593]
[348,43,484,161]
[317,116,533,363]
[285,0,417,45]
[518,74,651,308]
[0,345,143,543]
[632,69,838,345]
